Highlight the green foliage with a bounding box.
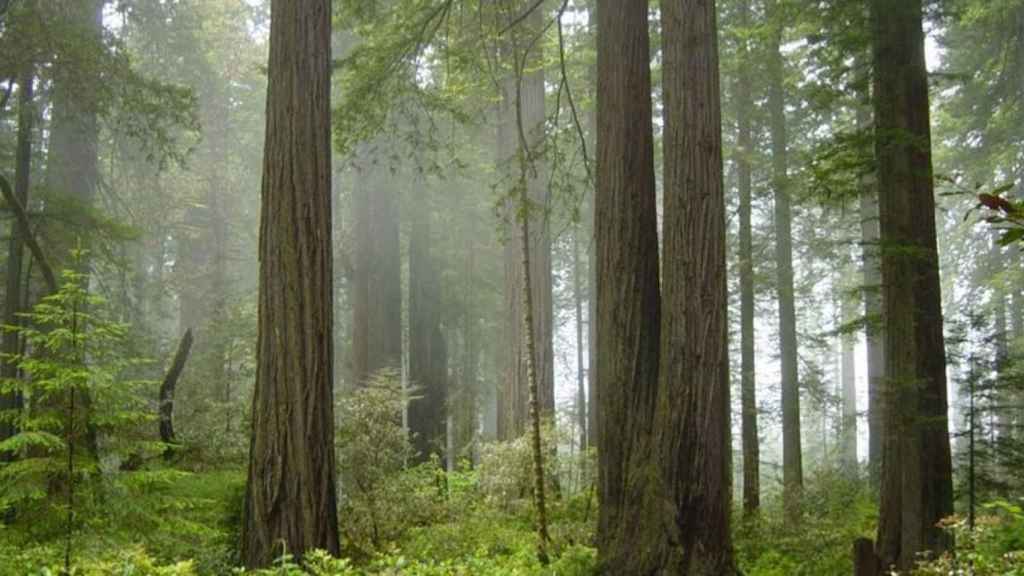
[910,502,1024,575]
[335,370,441,557]
[0,545,198,576]
[0,262,155,529]
[735,469,877,576]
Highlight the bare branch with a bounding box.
[0,173,57,293]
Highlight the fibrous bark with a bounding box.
[870,0,954,569]
[594,0,664,571]
[657,0,736,572]
[241,0,339,566]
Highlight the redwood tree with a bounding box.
[870,0,954,569]
[241,0,339,567]
[658,0,736,571]
[766,0,803,518]
[735,0,759,516]
[594,0,663,571]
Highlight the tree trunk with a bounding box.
[657,0,736,572]
[45,0,103,459]
[351,152,402,385]
[871,0,954,568]
[159,329,194,459]
[767,0,803,517]
[0,70,33,454]
[595,0,665,572]
[497,2,554,439]
[735,0,759,517]
[573,224,587,451]
[841,271,859,474]
[858,101,885,489]
[46,0,103,251]
[408,193,447,463]
[586,0,598,451]
[241,0,339,566]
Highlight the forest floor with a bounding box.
[2,458,1017,575]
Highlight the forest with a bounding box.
[0,0,1022,574]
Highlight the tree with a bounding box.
[594,0,664,571]
[859,101,885,487]
[840,268,859,473]
[766,0,803,517]
[45,0,103,264]
[734,0,759,516]
[0,264,152,573]
[658,0,736,571]
[351,152,402,386]
[241,0,339,567]
[0,69,33,452]
[408,190,448,463]
[869,0,954,569]
[496,1,555,440]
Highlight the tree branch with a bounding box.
[500,0,546,36]
[159,328,194,460]
[0,173,57,293]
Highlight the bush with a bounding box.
[735,467,876,576]
[911,501,1024,575]
[336,371,448,558]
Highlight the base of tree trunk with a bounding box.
[853,538,881,576]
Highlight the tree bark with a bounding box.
[767,0,803,518]
[0,70,33,454]
[735,0,759,517]
[241,0,339,566]
[657,0,736,572]
[871,0,954,569]
[595,0,665,572]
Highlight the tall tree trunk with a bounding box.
[595,0,665,572]
[408,194,447,463]
[870,0,954,569]
[658,0,736,572]
[573,224,587,451]
[45,0,103,459]
[498,2,554,439]
[351,155,402,385]
[586,6,599,452]
[0,70,33,453]
[241,0,339,566]
[517,153,551,564]
[841,270,859,474]
[989,239,1011,477]
[46,0,102,249]
[858,101,885,489]
[767,0,803,517]
[460,245,480,463]
[735,0,759,517]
